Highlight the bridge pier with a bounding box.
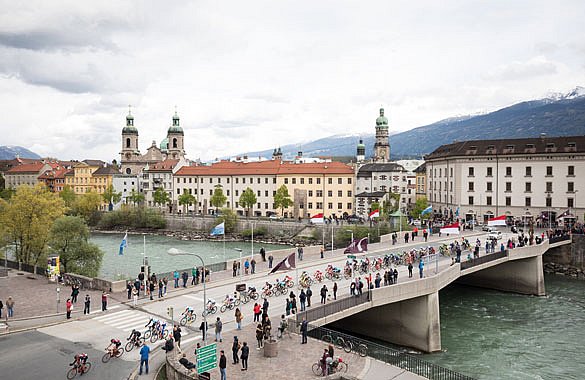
[457,255,545,295]
[329,292,442,353]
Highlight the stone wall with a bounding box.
[544,234,585,277]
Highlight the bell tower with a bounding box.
[120,107,141,172]
[373,107,390,162]
[166,110,185,160]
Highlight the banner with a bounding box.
[369,209,379,219]
[487,215,507,227]
[210,222,225,235]
[310,213,324,224]
[343,237,368,254]
[269,252,296,274]
[440,222,460,235]
[119,232,128,255]
[421,205,432,216]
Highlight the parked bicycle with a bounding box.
[322,334,367,357]
[311,357,347,376]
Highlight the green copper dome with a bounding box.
[160,137,169,151]
[376,108,388,128]
[357,139,366,149]
[123,112,138,134]
[167,111,184,135]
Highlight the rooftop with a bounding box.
[175,160,353,176]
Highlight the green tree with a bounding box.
[239,187,257,218]
[128,189,145,206]
[102,184,122,208]
[72,190,103,221]
[411,197,430,219]
[152,188,171,209]
[216,207,238,233]
[274,185,293,216]
[210,185,227,214]
[0,187,15,200]
[178,190,197,214]
[49,216,104,277]
[1,184,65,265]
[59,185,76,209]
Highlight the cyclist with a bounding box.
[108,338,122,355]
[183,306,195,319]
[128,329,141,345]
[145,317,159,330]
[70,353,88,369]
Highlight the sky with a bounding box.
[1,0,585,162]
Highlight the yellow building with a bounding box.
[65,160,104,194]
[414,162,427,201]
[92,166,119,195]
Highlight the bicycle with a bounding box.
[150,325,170,343]
[125,333,144,352]
[66,361,92,379]
[102,346,124,363]
[311,358,347,376]
[180,312,197,326]
[322,334,367,357]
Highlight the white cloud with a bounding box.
[0,0,585,161]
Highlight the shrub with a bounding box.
[98,207,167,229]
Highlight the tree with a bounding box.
[216,208,238,233]
[102,184,122,208]
[210,185,227,214]
[411,197,430,219]
[128,189,145,206]
[59,185,76,209]
[1,184,65,265]
[239,187,257,218]
[72,190,103,221]
[153,188,171,209]
[274,185,293,216]
[49,216,104,277]
[0,187,15,200]
[178,190,197,214]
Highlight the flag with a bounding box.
[210,222,225,235]
[455,207,460,217]
[344,237,368,254]
[369,209,380,219]
[119,232,128,255]
[487,215,507,227]
[421,205,432,216]
[556,209,573,220]
[269,252,296,274]
[440,222,460,235]
[310,213,324,224]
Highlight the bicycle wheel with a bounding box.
[163,329,170,339]
[211,306,218,314]
[234,299,240,306]
[337,362,348,373]
[180,316,187,326]
[251,293,259,301]
[115,348,124,358]
[150,333,159,343]
[220,305,227,313]
[143,330,151,340]
[83,362,91,374]
[66,367,77,380]
[357,343,368,357]
[334,336,345,350]
[322,335,333,344]
[343,339,353,353]
[125,341,134,352]
[101,352,111,363]
[312,363,322,376]
[287,281,294,288]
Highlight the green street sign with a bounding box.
[197,343,217,374]
[347,255,356,259]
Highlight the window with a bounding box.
[309,178,313,185]
[348,178,352,184]
[273,178,277,184]
[327,190,333,197]
[316,178,321,185]
[284,178,288,184]
[546,182,553,192]
[546,197,552,207]
[525,166,532,177]
[235,190,239,196]
[177,189,180,194]
[468,196,474,205]
[308,202,313,209]
[568,166,575,176]
[227,178,230,184]
[487,167,493,177]
[265,190,269,197]
[328,202,333,209]
[568,198,574,208]
[235,178,239,184]
[347,190,352,197]
[468,182,474,191]
[486,196,492,206]
[568,182,574,192]
[243,178,246,184]
[292,178,296,184]
[316,190,323,197]
[177,178,180,183]
[189,178,192,184]
[525,182,531,192]
[505,182,512,192]
[337,202,342,209]
[257,202,261,209]
[300,178,304,184]
[347,203,352,209]
[209,190,213,196]
[308,190,313,197]
[209,178,213,183]
[468,167,474,176]
[487,182,493,192]
[265,203,268,209]
[525,197,531,207]
[265,178,269,184]
[257,178,260,184]
[257,190,261,196]
[450,167,453,177]
[328,178,333,185]
[546,166,553,176]
[299,203,304,209]
[338,190,343,197]
[506,167,512,176]
[505,196,511,206]
[338,178,342,184]
[226,190,230,196]
[316,202,323,209]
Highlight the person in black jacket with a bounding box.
[240,342,249,371]
[179,353,196,370]
[162,337,174,353]
[173,325,182,348]
[219,350,227,380]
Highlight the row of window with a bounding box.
[174,176,353,185]
[466,181,575,193]
[467,196,576,208]
[433,165,576,178]
[176,187,353,198]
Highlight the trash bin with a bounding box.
[264,338,279,357]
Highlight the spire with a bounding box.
[126,104,134,126]
[173,107,180,127]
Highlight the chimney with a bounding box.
[540,133,547,140]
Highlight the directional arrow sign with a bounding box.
[197,343,217,374]
[346,255,356,259]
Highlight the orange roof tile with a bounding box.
[175,160,353,176]
[147,159,180,172]
[6,162,47,174]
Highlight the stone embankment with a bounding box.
[543,262,585,279]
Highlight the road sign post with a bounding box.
[197,342,217,374]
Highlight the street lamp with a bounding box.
[167,248,208,345]
[56,287,61,313]
[233,248,243,279]
[345,230,354,244]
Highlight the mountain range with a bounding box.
[0,146,41,160]
[239,87,585,160]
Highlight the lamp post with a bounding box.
[167,248,208,345]
[56,287,61,313]
[233,248,243,279]
[346,230,354,245]
[575,190,579,225]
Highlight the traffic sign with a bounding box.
[197,343,217,374]
[347,255,356,259]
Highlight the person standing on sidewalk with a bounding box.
[191,267,197,286]
[253,303,261,322]
[320,285,328,304]
[262,298,269,316]
[127,281,133,300]
[132,288,138,306]
[419,259,424,278]
[235,308,243,330]
[71,285,79,303]
[408,262,413,278]
[251,258,256,274]
[173,325,182,349]
[181,271,188,288]
[0,300,3,318]
[149,281,155,301]
[83,294,91,314]
[163,277,168,295]
[299,289,307,311]
[306,287,312,307]
[268,254,273,268]
[215,317,223,342]
[139,343,150,375]
[300,318,308,344]
[333,282,338,300]
[101,291,108,311]
[173,270,180,288]
[260,247,266,262]
[255,324,263,349]
[219,350,227,380]
[231,336,240,364]
[66,298,73,319]
[158,279,164,298]
[240,342,249,371]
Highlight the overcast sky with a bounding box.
[1,1,584,162]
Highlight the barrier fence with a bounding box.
[460,250,508,270]
[295,293,371,324]
[549,234,571,244]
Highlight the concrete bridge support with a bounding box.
[457,255,545,296]
[329,292,442,353]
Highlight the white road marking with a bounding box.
[93,309,133,321]
[182,294,204,302]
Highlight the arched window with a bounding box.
[173,138,178,148]
[126,168,131,175]
[126,138,131,148]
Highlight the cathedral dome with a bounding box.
[376,108,388,128]
[160,137,169,151]
[123,112,138,134]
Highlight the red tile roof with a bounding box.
[147,160,180,172]
[6,162,48,174]
[175,160,353,176]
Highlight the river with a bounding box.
[90,232,287,280]
[419,275,585,379]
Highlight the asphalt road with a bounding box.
[0,330,135,380]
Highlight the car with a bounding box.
[411,219,422,227]
[487,231,502,240]
[346,215,363,224]
[269,214,283,221]
[481,224,492,232]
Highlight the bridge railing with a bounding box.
[305,325,476,380]
[295,293,370,324]
[460,250,508,270]
[549,234,571,244]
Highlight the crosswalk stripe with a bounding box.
[109,316,146,328]
[89,305,120,315]
[93,310,133,321]
[182,294,204,302]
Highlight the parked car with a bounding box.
[488,231,502,240]
[346,215,363,224]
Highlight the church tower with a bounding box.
[120,109,141,174]
[356,139,366,162]
[166,111,185,160]
[373,107,390,162]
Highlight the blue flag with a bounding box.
[455,207,460,217]
[421,205,432,216]
[119,232,128,255]
[210,222,225,236]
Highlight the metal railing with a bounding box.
[306,325,476,380]
[295,293,371,324]
[156,261,227,282]
[549,234,571,244]
[460,250,507,270]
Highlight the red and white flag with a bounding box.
[440,222,460,235]
[310,213,324,224]
[369,209,380,219]
[487,215,507,227]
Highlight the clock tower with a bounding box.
[373,107,390,162]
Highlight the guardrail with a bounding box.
[549,234,571,244]
[460,250,507,270]
[295,293,371,324]
[306,325,476,380]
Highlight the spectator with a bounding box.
[240,342,249,371]
[256,323,264,349]
[101,292,108,311]
[139,343,150,375]
[181,271,188,288]
[215,317,223,342]
[161,337,174,353]
[179,353,196,370]
[173,270,180,288]
[320,285,328,304]
[251,258,257,274]
[231,336,240,364]
[219,350,227,380]
[84,294,91,314]
[173,325,182,348]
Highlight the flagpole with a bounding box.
[331,223,334,252]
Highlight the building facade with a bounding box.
[142,159,187,210]
[425,136,585,224]
[5,162,56,189]
[355,163,409,217]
